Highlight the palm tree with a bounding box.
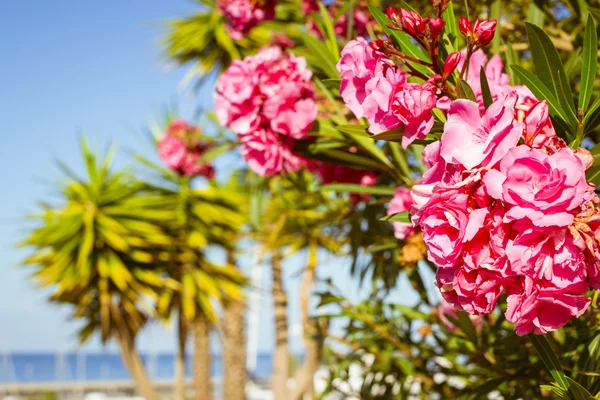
[21,139,174,400]
[253,171,347,400]
[137,140,246,400]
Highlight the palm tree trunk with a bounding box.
[291,241,324,400]
[221,250,247,400]
[174,310,188,400]
[115,328,159,400]
[194,315,213,400]
[271,248,290,399]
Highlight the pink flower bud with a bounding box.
[443,52,461,77]
[473,19,497,47]
[400,9,426,37]
[428,18,445,38]
[459,16,472,36]
[369,39,385,52]
[387,6,401,25]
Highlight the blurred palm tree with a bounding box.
[21,139,175,400]
[137,123,247,400]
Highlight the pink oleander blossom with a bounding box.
[388,188,416,239]
[158,121,215,178]
[505,278,591,336]
[215,46,317,176]
[337,39,434,146]
[240,129,304,176]
[483,146,589,227]
[440,93,523,170]
[217,0,276,39]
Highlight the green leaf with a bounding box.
[527,3,545,26]
[589,143,600,166]
[566,377,594,400]
[320,183,396,195]
[336,125,393,168]
[505,42,519,85]
[511,66,570,125]
[380,211,411,223]
[300,33,340,79]
[479,67,494,109]
[394,304,428,320]
[528,333,569,390]
[458,79,477,102]
[317,2,340,57]
[580,15,598,112]
[199,142,232,162]
[586,166,600,186]
[525,23,577,131]
[490,0,502,54]
[442,0,458,49]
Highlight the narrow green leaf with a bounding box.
[380,211,411,223]
[370,127,404,142]
[458,79,477,102]
[317,2,340,57]
[336,125,393,168]
[511,66,570,124]
[528,333,569,390]
[586,166,600,186]
[300,33,340,79]
[566,377,594,400]
[505,42,519,85]
[579,15,598,112]
[527,3,545,26]
[442,0,458,49]
[490,0,502,54]
[479,67,494,109]
[321,183,396,195]
[525,23,577,131]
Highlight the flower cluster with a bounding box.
[411,94,599,335]
[158,120,215,179]
[215,46,317,176]
[337,37,437,148]
[217,0,277,39]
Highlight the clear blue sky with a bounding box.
[0,1,414,355]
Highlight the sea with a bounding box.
[0,353,273,383]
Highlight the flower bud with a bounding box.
[428,18,445,38]
[431,0,450,14]
[473,19,497,47]
[369,39,385,52]
[575,147,594,170]
[459,16,472,37]
[387,6,401,25]
[400,9,426,37]
[443,52,461,77]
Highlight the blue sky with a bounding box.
[0,1,415,358]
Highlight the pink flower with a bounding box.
[215,46,316,176]
[216,46,316,138]
[391,84,437,148]
[158,121,215,178]
[217,0,276,39]
[337,38,406,120]
[440,93,523,170]
[412,189,470,268]
[240,129,304,176]
[506,222,588,286]
[388,188,416,239]
[439,266,507,315]
[505,277,591,336]
[483,146,589,227]
[522,100,557,148]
